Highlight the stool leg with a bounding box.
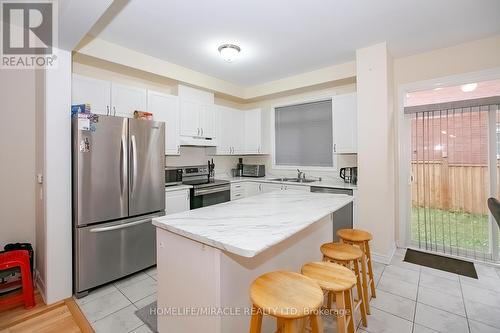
[283,319,298,333]
[365,241,377,298]
[19,261,34,309]
[344,289,356,333]
[353,259,367,327]
[359,243,371,315]
[249,305,262,333]
[310,313,323,333]
[327,291,334,309]
[335,291,347,333]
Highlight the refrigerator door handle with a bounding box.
[120,136,127,196]
[89,218,151,233]
[130,134,138,195]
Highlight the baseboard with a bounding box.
[35,269,47,304]
[371,245,397,265]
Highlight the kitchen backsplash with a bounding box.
[166,147,357,181]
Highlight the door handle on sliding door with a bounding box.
[130,135,138,195]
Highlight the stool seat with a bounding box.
[250,271,323,318]
[321,242,363,261]
[337,229,372,242]
[301,262,356,292]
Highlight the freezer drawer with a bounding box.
[74,213,159,294]
[310,187,353,241]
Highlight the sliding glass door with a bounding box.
[409,99,500,262]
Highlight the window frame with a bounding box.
[271,95,337,171]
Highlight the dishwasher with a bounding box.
[310,186,353,241]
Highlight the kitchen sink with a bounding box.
[269,177,317,183]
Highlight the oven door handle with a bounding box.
[194,185,230,196]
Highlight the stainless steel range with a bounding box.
[181,165,230,209]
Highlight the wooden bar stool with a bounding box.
[249,271,324,333]
[301,262,356,333]
[336,229,376,315]
[320,242,367,327]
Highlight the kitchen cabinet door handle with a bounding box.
[113,106,116,116]
[106,105,110,116]
[334,143,336,153]
[201,128,204,136]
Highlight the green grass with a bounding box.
[411,207,490,253]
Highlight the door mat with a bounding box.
[135,301,158,333]
[404,249,478,279]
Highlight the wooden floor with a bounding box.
[0,291,93,333]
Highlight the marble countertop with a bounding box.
[153,190,353,258]
[217,175,358,190]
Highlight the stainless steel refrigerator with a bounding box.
[72,115,165,297]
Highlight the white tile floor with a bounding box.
[74,249,500,333]
[75,266,158,333]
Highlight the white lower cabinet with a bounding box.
[165,188,190,214]
[230,183,245,201]
[245,182,261,197]
[282,184,310,191]
[230,182,311,201]
[260,183,283,193]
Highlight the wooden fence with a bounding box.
[411,161,495,215]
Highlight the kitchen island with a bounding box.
[152,190,353,333]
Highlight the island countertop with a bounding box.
[152,190,353,258]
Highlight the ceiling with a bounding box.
[90,0,500,86]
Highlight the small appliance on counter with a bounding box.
[181,165,230,209]
[237,158,244,177]
[340,167,357,185]
[242,164,266,177]
[165,167,183,186]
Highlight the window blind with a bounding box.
[275,99,333,167]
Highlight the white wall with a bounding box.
[0,68,36,249]
[356,43,396,262]
[35,49,73,303]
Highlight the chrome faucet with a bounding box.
[297,169,306,180]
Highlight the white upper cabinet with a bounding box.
[111,83,147,118]
[179,99,216,139]
[244,109,262,154]
[72,74,111,115]
[214,105,234,154]
[333,93,357,154]
[72,75,147,118]
[209,106,245,155]
[148,91,180,155]
[199,104,216,138]
[178,85,216,142]
[179,99,200,137]
[232,109,245,154]
[209,107,266,156]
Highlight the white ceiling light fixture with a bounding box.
[461,83,478,92]
[218,44,241,62]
